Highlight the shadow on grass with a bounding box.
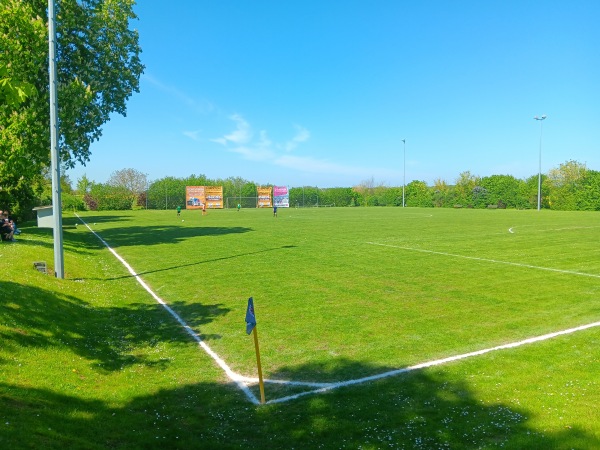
[0,358,596,449]
[77,223,254,249]
[1,280,597,448]
[0,281,229,371]
[75,244,297,281]
[65,214,133,225]
[14,219,256,257]
[10,224,105,254]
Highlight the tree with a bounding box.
[76,175,94,195]
[454,171,480,206]
[108,168,148,196]
[108,168,148,208]
[353,177,377,206]
[0,1,42,107]
[577,170,600,211]
[432,178,451,207]
[222,176,247,200]
[86,183,132,211]
[0,66,37,106]
[0,0,47,215]
[321,187,355,207]
[479,175,527,209]
[148,177,189,210]
[0,0,143,213]
[524,174,547,209]
[546,160,587,210]
[405,180,433,207]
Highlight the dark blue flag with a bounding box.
[245,297,256,335]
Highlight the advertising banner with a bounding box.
[185,186,205,209]
[257,187,272,208]
[273,186,289,208]
[205,186,224,209]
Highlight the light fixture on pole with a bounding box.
[402,139,406,207]
[534,115,547,211]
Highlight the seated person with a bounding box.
[4,210,19,235]
[1,214,14,241]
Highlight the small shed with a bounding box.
[33,205,55,228]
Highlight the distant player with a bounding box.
[176,205,181,217]
[237,203,241,212]
[273,206,278,217]
[202,203,206,215]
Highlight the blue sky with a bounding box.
[68,0,600,188]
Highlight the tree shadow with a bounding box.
[9,226,55,249]
[2,276,597,448]
[74,244,297,281]
[70,224,254,249]
[1,356,596,449]
[66,214,134,225]
[0,281,229,371]
[14,218,254,254]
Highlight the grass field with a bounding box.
[2,207,599,448]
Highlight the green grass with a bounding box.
[2,207,599,449]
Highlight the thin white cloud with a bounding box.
[143,73,214,114]
[229,145,274,161]
[183,130,201,141]
[226,114,253,144]
[210,115,393,180]
[282,125,310,152]
[274,154,366,175]
[228,130,275,160]
[211,113,253,146]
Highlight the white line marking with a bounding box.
[75,216,262,403]
[509,225,600,235]
[73,216,600,405]
[267,320,600,403]
[366,242,600,279]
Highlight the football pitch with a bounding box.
[71,207,600,404]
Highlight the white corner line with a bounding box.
[266,320,600,404]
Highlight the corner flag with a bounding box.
[245,297,256,335]
[245,296,266,403]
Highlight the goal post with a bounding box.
[226,197,259,209]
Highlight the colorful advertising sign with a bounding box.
[185,186,223,209]
[273,186,289,208]
[205,186,223,209]
[185,186,205,209]
[257,187,272,208]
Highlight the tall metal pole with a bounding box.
[402,139,406,207]
[534,115,547,211]
[49,0,64,278]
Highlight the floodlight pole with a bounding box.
[534,115,547,211]
[48,0,64,278]
[402,139,406,207]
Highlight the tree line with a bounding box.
[27,160,600,216]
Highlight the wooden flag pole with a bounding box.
[252,326,266,404]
